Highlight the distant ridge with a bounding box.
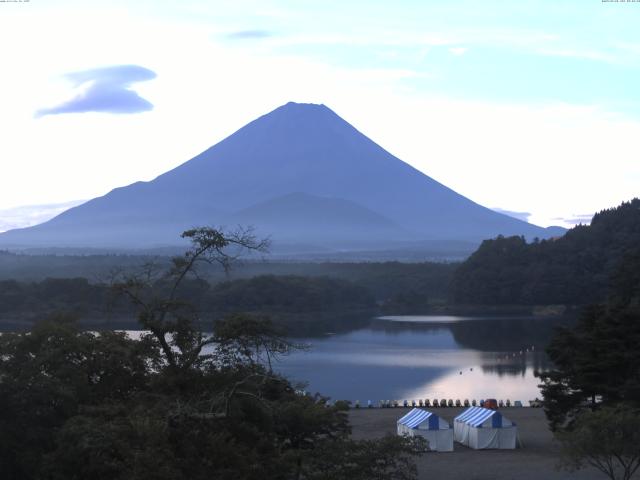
[0,102,564,255]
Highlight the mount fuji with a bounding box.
[0,102,563,255]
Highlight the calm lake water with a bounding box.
[273,315,572,404]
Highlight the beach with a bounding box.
[349,407,604,480]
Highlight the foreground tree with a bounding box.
[537,249,640,479]
[111,226,270,372]
[0,314,158,479]
[558,405,640,480]
[537,247,640,431]
[537,305,640,430]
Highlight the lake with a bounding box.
[273,315,572,405]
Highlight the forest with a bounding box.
[0,275,377,336]
[451,199,640,306]
[0,251,457,334]
[0,250,456,299]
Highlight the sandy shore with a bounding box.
[349,407,604,480]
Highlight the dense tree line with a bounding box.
[206,275,376,335]
[451,199,640,305]
[0,251,455,306]
[0,263,458,334]
[207,275,373,313]
[0,274,376,335]
[0,277,110,316]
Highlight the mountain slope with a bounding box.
[229,192,410,246]
[0,102,562,250]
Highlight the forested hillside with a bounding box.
[0,254,455,307]
[451,199,640,305]
[0,275,376,336]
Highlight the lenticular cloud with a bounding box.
[36,65,157,117]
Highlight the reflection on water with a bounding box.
[378,315,474,323]
[274,315,573,403]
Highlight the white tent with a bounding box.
[454,406,518,449]
[397,408,453,452]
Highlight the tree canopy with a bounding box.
[557,405,640,480]
[536,235,640,427]
[451,198,640,305]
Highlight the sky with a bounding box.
[1,0,639,231]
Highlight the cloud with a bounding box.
[36,65,156,117]
[448,47,468,56]
[0,200,85,233]
[551,213,594,226]
[226,29,272,40]
[492,208,531,223]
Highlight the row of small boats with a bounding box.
[354,398,526,408]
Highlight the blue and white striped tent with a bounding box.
[397,408,453,452]
[454,407,518,449]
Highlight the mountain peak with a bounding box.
[265,101,337,123]
[282,101,328,110]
